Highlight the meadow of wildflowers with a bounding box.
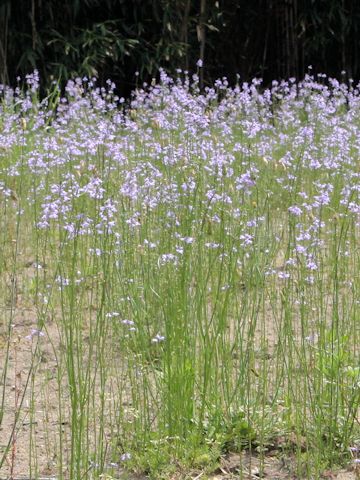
[0,70,360,479]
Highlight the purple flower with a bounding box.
[288,205,302,216]
[26,329,45,340]
[151,334,165,343]
[120,453,131,461]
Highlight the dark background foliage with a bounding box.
[0,0,359,92]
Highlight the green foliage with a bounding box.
[46,20,140,81]
[2,0,360,90]
[203,409,257,453]
[311,331,360,453]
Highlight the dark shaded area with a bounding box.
[0,0,359,93]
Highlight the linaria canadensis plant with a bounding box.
[0,69,359,479]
